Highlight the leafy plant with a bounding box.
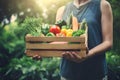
[4,56,60,80]
[20,17,43,36]
[0,17,62,80]
[106,52,120,80]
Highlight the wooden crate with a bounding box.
[25,34,87,57]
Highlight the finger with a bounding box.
[67,52,75,60]
[66,52,72,60]
[62,52,66,57]
[72,52,81,59]
[73,53,86,63]
[36,56,41,59]
[32,55,42,60]
[62,51,71,60]
[32,55,38,59]
[86,47,89,54]
[38,56,41,59]
[39,56,42,60]
[64,52,70,59]
[71,52,82,63]
[62,52,67,58]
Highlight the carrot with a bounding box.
[72,15,79,31]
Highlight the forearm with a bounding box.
[86,0,113,58]
[56,6,65,22]
[87,41,112,57]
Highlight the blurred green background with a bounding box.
[0,0,120,80]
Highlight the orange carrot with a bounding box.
[72,15,79,31]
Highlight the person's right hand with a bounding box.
[32,55,42,60]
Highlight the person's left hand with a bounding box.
[62,51,87,63]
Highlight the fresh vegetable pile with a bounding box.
[25,14,88,57]
[27,14,87,37]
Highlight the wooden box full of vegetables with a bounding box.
[25,15,88,57]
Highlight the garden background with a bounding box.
[0,0,120,80]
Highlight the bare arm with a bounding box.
[56,6,65,22]
[60,0,113,63]
[87,0,113,57]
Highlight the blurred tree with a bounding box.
[108,0,120,53]
[0,0,42,23]
[0,0,72,24]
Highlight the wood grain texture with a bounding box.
[26,50,86,57]
[26,36,85,42]
[26,43,86,50]
[25,34,87,57]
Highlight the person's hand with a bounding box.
[24,50,42,60]
[62,47,89,63]
[62,51,86,63]
[32,55,42,61]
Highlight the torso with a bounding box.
[60,0,108,80]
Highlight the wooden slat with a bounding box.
[26,50,86,57]
[26,36,85,42]
[25,34,87,57]
[26,43,86,50]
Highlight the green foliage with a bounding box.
[107,1,120,78]
[20,17,43,36]
[106,52,120,72]
[4,56,60,80]
[106,52,120,79]
[0,21,26,79]
[0,17,61,80]
[0,21,25,58]
[108,0,120,53]
[0,0,120,80]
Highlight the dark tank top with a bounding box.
[60,0,108,80]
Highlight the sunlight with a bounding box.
[35,0,60,10]
[34,0,70,22]
[35,0,61,18]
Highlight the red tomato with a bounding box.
[49,25,61,34]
